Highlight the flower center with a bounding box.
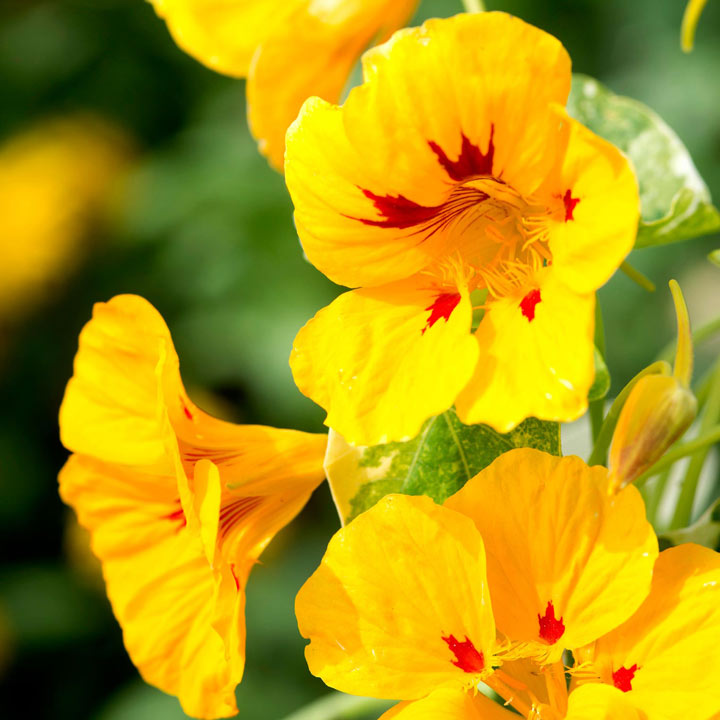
[538,601,565,644]
[442,634,485,673]
[612,664,639,692]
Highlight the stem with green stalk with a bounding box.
[589,301,607,442]
[281,694,393,720]
[620,261,656,292]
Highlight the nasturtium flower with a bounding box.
[147,0,417,169]
[296,448,720,719]
[59,294,327,719]
[286,13,639,446]
[0,116,130,325]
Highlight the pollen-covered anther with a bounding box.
[612,664,639,692]
[442,634,485,673]
[538,601,565,644]
[520,288,542,321]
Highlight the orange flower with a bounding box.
[148,0,417,169]
[286,13,639,445]
[59,294,327,718]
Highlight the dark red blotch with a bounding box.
[613,664,639,692]
[429,125,496,182]
[352,189,443,229]
[442,634,485,673]
[563,188,580,222]
[520,288,542,322]
[538,601,565,644]
[422,293,462,335]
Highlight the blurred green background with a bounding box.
[0,0,717,717]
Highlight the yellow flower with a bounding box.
[59,294,327,719]
[295,448,687,720]
[147,0,417,169]
[286,13,639,446]
[0,116,130,324]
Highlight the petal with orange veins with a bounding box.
[285,12,572,288]
[566,684,647,720]
[380,689,516,720]
[444,449,658,660]
[543,112,639,295]
[147,0,297,78]
[296,494,496,700]
[455,273,595,432]
[289,277,478,446]
[248,0,417,170]
[591,544,720,720]
[59,455,242,719]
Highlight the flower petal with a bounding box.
[592,544,720,720]
[148,0,294,78]
[290,277,478,446]
[543,113,639,295]
[455,273,595,432]
[380,689,515,720]
[248,0,416,170]
[285,12,571,288]
[296,494,496,700]
[59,455,242,719]
[444,449,658,659]
[566,684,647,720]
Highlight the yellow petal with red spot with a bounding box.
[59,294,327,718]
[147,0,296,78]
[455,273,595,432]
[591,544,720,720]
[285,12,572,288]
[296,494,496,699]
[542,112,639,296]
[444,449,657,660]
[248,0,417,170]
[566,684,647,720]
[290,277,478,446]
[59,455,243,719]
[380,689,515,720]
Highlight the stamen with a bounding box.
[612,664,639,692]
[442,634,485,673]
[538,601,565,644]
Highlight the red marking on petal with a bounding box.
[520,288,542,322]
[613,664,639,692]
[230,563,241,591]
[538,601,565,644]
[563,188,580,222]
[442,634,485,673]
[422,293,461,335]
[182,403,193,420]
[429,126,496,182]
[354,189,444,229]
[219,496,263,536]
[162,502,187,532]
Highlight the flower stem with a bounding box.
[281,694,393,720]
[620,261,656,292]
[461,0,486,13]
[670,360,720,529]
[587,360,670,467]
[589,301,607,442]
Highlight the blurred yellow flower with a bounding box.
[286,13,639,446]
[0,117,131,324]
[296,448,720,720]
[59,294,327,719]
[148,0,417,169]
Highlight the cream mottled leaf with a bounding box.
[325,409,560,525]
[567,74,720,248]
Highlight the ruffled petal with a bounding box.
[248,0,416,170]
[296,494,496,700]
[380,689,515,720]
[591,544,720,720]
[566,684,647,720]
[455,272,595,432]
[290,276,478,446]
[285,12,572,288]
[444,449,658,660]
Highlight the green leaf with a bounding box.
[710,250,720,268]
[660,496,720,552]
[588,346,611,402]
[325,409,560,525]
[567,74,720,248]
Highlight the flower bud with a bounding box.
[608,279,696,492]
[608,373,697,492]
